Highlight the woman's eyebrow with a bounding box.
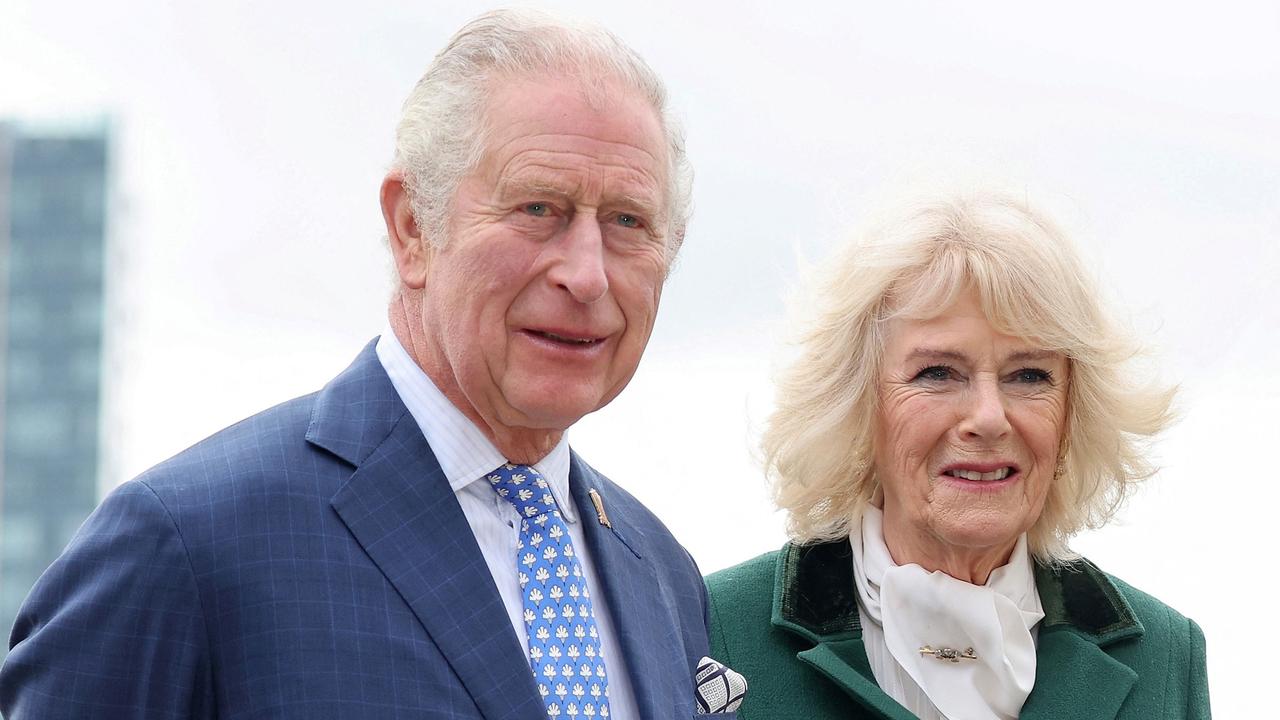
[1007,350,1059,363]
[902,348,1060,365]
[904,348,968,364]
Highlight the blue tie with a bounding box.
[488,463,613,719]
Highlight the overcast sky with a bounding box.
[3,0,1277,712]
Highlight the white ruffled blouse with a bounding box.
[849,506,1045,720]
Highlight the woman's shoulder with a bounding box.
[705,550,782,620]
[707,550,781,591]
[1103,571,1190,619]
[1042,559,1207,695]
[1062,563,1210,717]
[1036,557,1202,639]
[1097,568,1205,653]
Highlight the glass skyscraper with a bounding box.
[0,123,109,659]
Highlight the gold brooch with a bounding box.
[587,488,612,529]
[918,646,977,663]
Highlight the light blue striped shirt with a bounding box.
[376,329,639,719]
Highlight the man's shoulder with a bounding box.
[161,390,320,460]
[132,391,328,497]
[131,340,399,507]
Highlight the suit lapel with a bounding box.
[568,455,681,720]
[309,343,544,720]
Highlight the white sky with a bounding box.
[3,0,1277,713]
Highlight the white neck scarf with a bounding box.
[849,506,1044,720]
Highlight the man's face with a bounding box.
[417,75,671,437]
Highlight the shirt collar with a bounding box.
[770,534,1142,648]
[375,328,576,523]
[850,505,1043,624]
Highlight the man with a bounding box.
[0,10,724,718]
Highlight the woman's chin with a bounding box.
[925,521,1023,565]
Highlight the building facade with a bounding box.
[0,124,109,658]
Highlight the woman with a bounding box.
[707,191,1209,719]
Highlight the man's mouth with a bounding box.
[527,330,604,346]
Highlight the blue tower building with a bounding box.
[0,123,110,658]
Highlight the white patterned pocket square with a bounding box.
[694,656,747,714]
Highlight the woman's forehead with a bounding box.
[881,303,1065,362]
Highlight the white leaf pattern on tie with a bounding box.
[489,463,611,719]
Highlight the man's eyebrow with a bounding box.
[495,180,663,216]
[615,192,663,216]
[495,179,573,200]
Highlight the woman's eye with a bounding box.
[1011,368,1053,384]
[524,202,550,216]
[616,214,641,228]
[913,365,954,382]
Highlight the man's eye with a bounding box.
[1011,368,1053,384]
[616,214,641,228]
[524,202,550,216]
[913,365,954,382]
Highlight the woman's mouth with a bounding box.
[942,467,1014,482]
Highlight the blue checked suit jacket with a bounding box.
[0,341,717,719]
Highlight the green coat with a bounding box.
[707,541,1209,719]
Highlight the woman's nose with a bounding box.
[957,378,1012,442]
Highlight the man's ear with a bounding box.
[381,171,430,289]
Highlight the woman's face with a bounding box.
[874,288,1069,576]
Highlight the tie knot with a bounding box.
[487,463,561,520]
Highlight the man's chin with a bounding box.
[497,388,610,434]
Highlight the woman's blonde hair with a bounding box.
[764,190,1176,563]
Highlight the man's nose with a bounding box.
[547,214,609,303]
[957,378,1012,441]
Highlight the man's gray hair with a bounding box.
[393,9,693,257]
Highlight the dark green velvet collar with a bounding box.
[771,539,1144,647]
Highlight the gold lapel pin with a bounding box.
[587,488,612,529]
[918,646,977,663]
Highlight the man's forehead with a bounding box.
[478,73,665,156]
[484,68,650,115]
